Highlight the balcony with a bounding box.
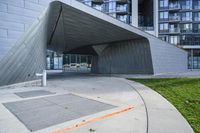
[169,28,180,33]
[193,29,200,33]
[159,30,169,34]
[181,29,193,33]
[169,3,181,10]
[139,27,154,31]
[116,6,129,13]
[194,5,200,10]
[92,4,103,11]
[182,5,192,10]
[159,18,169,22]
[169,16,180,22]
[182,17,192,22]
[194,17,200,22]
[91,0,104,2]
[116,0,130,4]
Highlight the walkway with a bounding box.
[0,72,194,133]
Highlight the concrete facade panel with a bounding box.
[0,20,24,31]
[7,5,40,18]
[25,1,44,12]
[0,3,7,12]
[0,0,25,7]
[0,28,7,37]
[92,39,153,74]
[0,12,36,24]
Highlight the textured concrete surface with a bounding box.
[0,72,194,133]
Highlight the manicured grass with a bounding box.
[129,78,200,133]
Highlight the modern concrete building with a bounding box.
[0,0,188,86]
[157,0,200,69]
[78,0,200,69]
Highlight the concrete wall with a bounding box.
[148,37,188,74]
[0,7,48,86]
[0,0,52,59]
[92,38,154,74]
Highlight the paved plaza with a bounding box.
[0,72,195,133]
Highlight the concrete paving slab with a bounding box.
[14,90,55,98]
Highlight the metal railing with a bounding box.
[194,17,200,21]
[139,27,154,31]
[169,3,180,10]
[169,28,180,33]
[194,5,200,10]
[169,16,180,21]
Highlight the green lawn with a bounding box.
[129,78,200,133]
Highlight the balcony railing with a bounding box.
[159,18,169,21]
[169,3,180,10]
[194,5,200,10]
[182,5,192,10]
[194,17,200,21]
[139,26,154,31]
[181,29,193,33]
[182,17,192,21]
[193,29,200,33]
[169,16,180,21]
[116,6,128,12]
[169,28,180,33]
[159,30,169,33]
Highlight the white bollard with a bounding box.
[36,70,47,87]
[42,70,46,87]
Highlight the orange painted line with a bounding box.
[51,105,134,133]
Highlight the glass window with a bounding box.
[182,12,192,21]
[159,11,168,20]
[182,0,192,9]
[160,0,168,8]
[169,36,179,45]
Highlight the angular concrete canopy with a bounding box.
[0,0,187,86]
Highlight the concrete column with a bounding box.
[154,0,159,37]
[191,49,194,70]
[131,0,138,27]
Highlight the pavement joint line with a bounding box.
[116,78,149,133]
[51,105,134,133]
[68,92,122,107]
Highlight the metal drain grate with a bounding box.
[3,94,115,131]
[15,90,55,98]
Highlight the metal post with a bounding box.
[36,70,47,87]
[191,49,194,70]
[42,70,47,87]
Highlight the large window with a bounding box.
[182,0,192,9]
[182,12,192,21]
[169,35,179,45]
[92,3,103,11]
[159,0,168,8]
[193,12,200,21]
[159,11,168,20]
[193,24,200,33]
[188,50,200,69]
[180,23,192,33]
[116,15,129,23]
[159,23,168,33]
[194,0,200,9]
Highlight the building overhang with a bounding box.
[47,1,156,53]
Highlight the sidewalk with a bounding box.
[0,72,194,133]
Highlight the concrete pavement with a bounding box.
[0,72,194,133]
